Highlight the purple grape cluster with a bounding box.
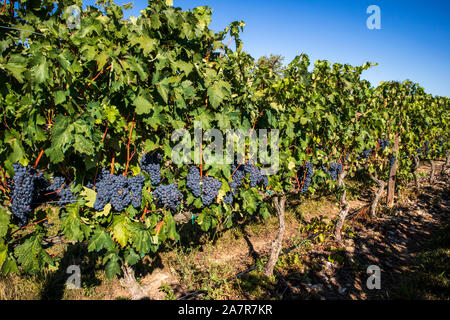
[297,161,314,193]
[323,162,343,181]
[140,153,162,186]
[46,175,76,206]
[201,177,222,206]
[153,183,183,213]
[93,168,145,212]
[186,167,223,206]
[378,139,390,152]
[357,149,372,160]
[186,166,201,197]
[10,163,47,226]
[223,163,246,204]
[389,156,397,169]
[244,161,269,188]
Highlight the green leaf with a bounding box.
[54,91,67,105]
[2,55,27,82]
[125,249,140,266]
[93,203,111,219]
[207,81,228,108]
[31,54,49,84]
[105,255,121,279]
[80,187,96,208]
[0,242,7,269]
[110,215,131,248]
[1,256,19,275]
[74,134,95,155]
[127,222,152,255]
[0,207,10,238]
[157,83,169,104]
[134,95,153,115]
[14,235,54,274]
[88,228,115,252]
[129,36,158,56]
[62,203,85,242]
[51,115,74,151]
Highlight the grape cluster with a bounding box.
[46,175,76,206]
[223,163,246,204]
[10,163,46,226]
[244,161,269,188]
[153,183,183,213]
[93,168,144,212]
[201,176,222,206]
[43,221,55,229]
[323,162,343,181]
[357,149,372,160]
[186,167,224,206]
[186,166,202,197]
[297,161,314,193]
[389,156,397,169]
[140,153,162,186]
[378,139,390,152]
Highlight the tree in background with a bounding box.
[256,54,285,77]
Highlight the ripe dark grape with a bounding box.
[93,169,144,211]
[46,175,76,206]
[323,162,342,181]
[153,183,183,213]
[201,177,222,206]
[378,139,390,152]
[223,192,234,204]
[223,163,246,204]
[357,149,372,160]
[297,161,314,193]
[140,153,162,186]
[389,156,397,169]
[186,166,201,197]
[10,163,47,226]
[129,175,145,208]
[244,161,268,188]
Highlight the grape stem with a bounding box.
[10,217,48,237]
[34,149,44,168]
[124,117,135,176]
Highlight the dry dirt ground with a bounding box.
[0,161,448,300]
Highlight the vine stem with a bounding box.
[124,120,135,177]
[77,64,112,99]
[140,203,148,221]
[43,182,66,196]
[0,165,8,189]
[34,150,44,168]
[102,124,108,142]
[1,0,6,14]
[155,221,164,236]
[110,153,115,175]
[11,217,48,237]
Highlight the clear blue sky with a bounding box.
[84,0,450,97]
